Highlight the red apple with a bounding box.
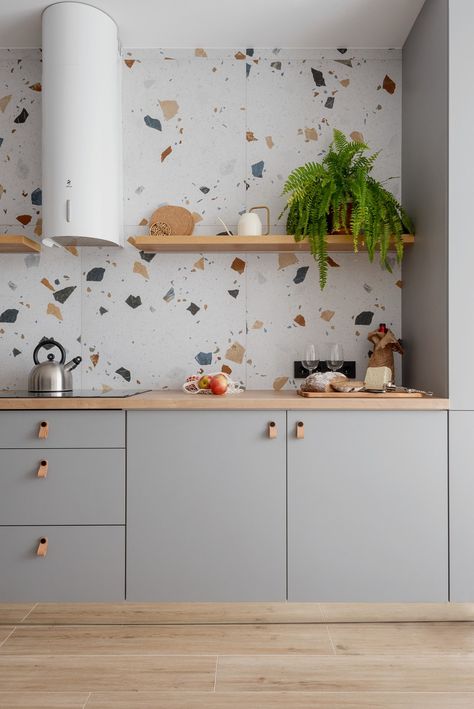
[198,375,212,390]
[210,374,228,395]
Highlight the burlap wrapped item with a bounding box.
[367,328,404,381]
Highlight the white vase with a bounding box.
[237,206,270,236]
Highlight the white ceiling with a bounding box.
[0,0,425,48]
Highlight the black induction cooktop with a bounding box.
[0,389,150,398]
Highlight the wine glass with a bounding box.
[302,343,320,375]
[326,343,344,372]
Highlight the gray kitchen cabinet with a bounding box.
[0,525,125,601]
[126,410,286,601]
[0,410,126,602]
[288,411,448,602]
[449,411,474,601]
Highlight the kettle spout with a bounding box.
[64,356,82,372]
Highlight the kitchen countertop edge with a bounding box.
[0,390,450,410]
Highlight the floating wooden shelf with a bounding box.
[0,234,41,253]
[130,234,415,254]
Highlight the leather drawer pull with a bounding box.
[268,421,277,439]
[38,421,49,439]
[36,537,48,557]
[296,421,305,439]
[37,460,48,478]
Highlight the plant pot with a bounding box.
[329,203,353,235]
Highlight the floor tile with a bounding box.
[321,603,474,623]
[0,693,88,708]
[25,603,324,625]
[85,691,474,709]
[215,654,474,692]
[329,622,474,655]
[0,655,216,692]
[0,623,333,655]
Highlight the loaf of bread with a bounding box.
[301,371,347,392]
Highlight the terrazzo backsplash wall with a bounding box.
[0,47,402,390]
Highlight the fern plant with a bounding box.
[282,129,413,288]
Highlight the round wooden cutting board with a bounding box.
[149,206,195,236]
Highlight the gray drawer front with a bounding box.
[0,526,125,601]
[0,449,125,525]
[0,411,125,448]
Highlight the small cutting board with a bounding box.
[297,389,425,398]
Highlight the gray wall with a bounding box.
[402,0,448,397]
[448,0,474,409]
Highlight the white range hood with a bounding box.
[42,2,123,247]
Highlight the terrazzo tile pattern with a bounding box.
[0,47,402,390]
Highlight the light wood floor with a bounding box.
[1,603,474,708]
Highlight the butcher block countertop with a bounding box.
[0,390,450,410]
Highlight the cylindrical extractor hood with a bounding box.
[42,2,123,247]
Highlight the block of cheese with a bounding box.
[364,366,392,390]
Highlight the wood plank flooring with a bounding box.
[0,624,333,656]
[1,603,474,707]
[3,602,474,626]
[8,602,325,625]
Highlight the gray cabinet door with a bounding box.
[288,411,448,602]
[127,410,286,601]
[449,411,474,600]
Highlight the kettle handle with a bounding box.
[33,339,66,365]
[249,206,270,235]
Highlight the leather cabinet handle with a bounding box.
[38,421,49,439]
[37,460,48,478]
[296,421,305,439]
[36,537,48,557]
[268,421,277,439]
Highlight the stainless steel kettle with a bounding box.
[28,338,82,393]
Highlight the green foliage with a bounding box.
[281,129,414,289]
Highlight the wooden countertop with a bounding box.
[0,390,450,410]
